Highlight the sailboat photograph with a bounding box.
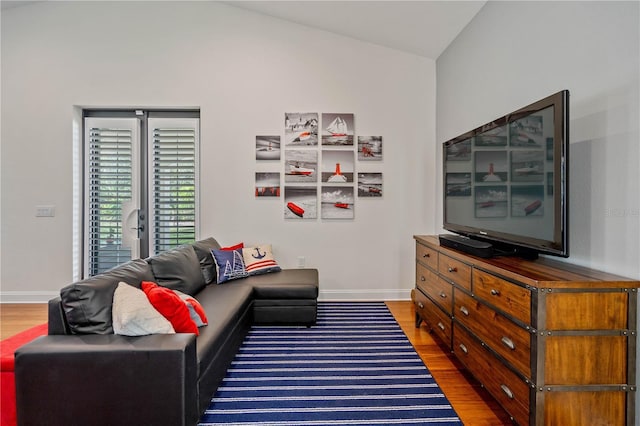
[322,113,354,145]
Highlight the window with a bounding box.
[83,111,199,277]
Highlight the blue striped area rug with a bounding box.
[198,301,462,425]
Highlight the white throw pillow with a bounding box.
[112,281,175,336]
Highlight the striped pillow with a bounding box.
[242,244,282,275]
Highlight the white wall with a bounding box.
[437,1,640,280]
[437,0,640,413]
[0,1,436,302]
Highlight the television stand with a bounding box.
[413,235,639,426]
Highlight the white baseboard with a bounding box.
[0,291,59,303]
[318,288,412,301]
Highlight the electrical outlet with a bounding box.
[35,205,55,217]
[297,256,305,268]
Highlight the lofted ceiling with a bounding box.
[221,1,486,59]
[1,0,486,59]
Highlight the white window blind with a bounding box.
[86,121,137,275]
[149,119,198,254]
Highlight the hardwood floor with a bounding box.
[1,303,48,340]
[385,301,512,426]
[0,301,511,425]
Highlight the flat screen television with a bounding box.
[442,90,569,259]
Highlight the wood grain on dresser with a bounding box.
[413,235,640,426]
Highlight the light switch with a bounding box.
[36,205,56,217]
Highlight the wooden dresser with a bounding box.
[413,235,639,426]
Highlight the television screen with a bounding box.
[443,90,569,258]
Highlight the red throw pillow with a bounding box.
[183,296,208,325]
[221,242,244,251]
[141,281,199,335]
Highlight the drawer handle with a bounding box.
[418,302,424,309]
[501,336,516,350]
[490,289,501,296]
[447,266,457,273]
[423,253,430,258]
[459,306,469,316]
[458,343,468,354]
[437,322,445,331]
[420,276,426,282]
[439,292,447,299]
[500,384,514,399]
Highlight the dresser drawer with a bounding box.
[416,262,438,291]
[454,290,531,378]
[417,263,453,314]
[416,242,438,271]
[473,269,531,325]
[415,289,452,349]
[453,323,530,426]
[438,254,471,291]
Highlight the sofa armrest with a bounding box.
[15,333,198,426]
[47,297,70,335]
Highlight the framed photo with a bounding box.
[321,150,354,183]
[255,172,280,197]
[474,185,507,218]
[357,173,382,197]
[511,185,544,217]
[321,186,354,219]
[511,151,544,182]
[475,125,507,147]
[474,151,508,183]
[284,186,317,219]
[285,112,318,146]
[445,138,471,161]
[510,114,543,147]
[321,113,354,146]
[546,137,554,161]
[358,136,382,160]
[445,173,471,197]
[255,135,281,160]
[285,150,318,183]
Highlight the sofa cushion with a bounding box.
[142,282,199,335]
[242,244,281,276]
[148,245,206,295]
[211,248,248,284]
[192,282,253,373]
[60,259,155,334]
[245,268,319,299]
[112,282,175,336]
[192,238,222,284]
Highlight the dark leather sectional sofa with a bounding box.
[14,237,319,426]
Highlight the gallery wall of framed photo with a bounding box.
[254,112,383,220]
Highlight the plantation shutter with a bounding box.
[148,117,199,255]
[85,118,138,275]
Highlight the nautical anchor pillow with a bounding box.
[242,244,282,276]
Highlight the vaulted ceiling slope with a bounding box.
[1,0,486,60]
[222,1,487,59]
